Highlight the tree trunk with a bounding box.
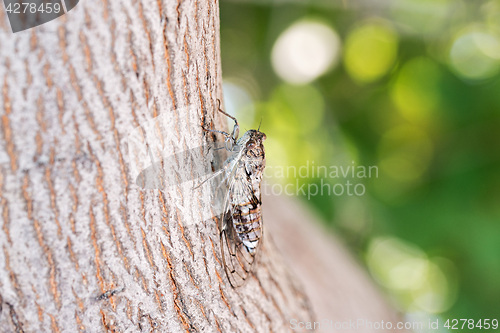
[0,1,405,332]
[0,0,314,331]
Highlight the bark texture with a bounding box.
[0,0,313,332]
[0,1,405,332]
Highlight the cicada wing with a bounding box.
[219,173,263,288]
[220,212,260,288]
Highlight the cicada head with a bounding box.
[239,129,266,152]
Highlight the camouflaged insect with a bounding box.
[200,101,266,287]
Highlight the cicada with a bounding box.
[200,100,266,287]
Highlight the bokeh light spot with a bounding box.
[262,84,327,175]
[367,237,428,291]
[223,80,255,129]
[272,20,341,85]
[449,27,500,81]
[344,22,398,83]
[270,84,324,134]
[411,261,451,313]
[391,57,442,124]
[367,237,456,314]
[378,125,433,183]
[390,0,456,35]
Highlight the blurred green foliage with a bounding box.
[220,0,500,322]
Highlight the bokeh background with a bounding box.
[219,0,500,327]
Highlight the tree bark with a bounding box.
[0,1,405,332]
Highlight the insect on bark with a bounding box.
[199,100,266,287]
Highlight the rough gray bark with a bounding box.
[0,0,406,332]
[0,0,313,332]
